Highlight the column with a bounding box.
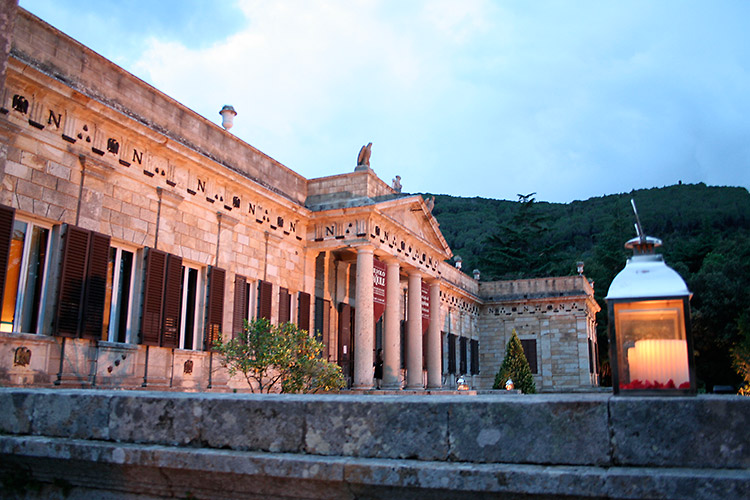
[353,245,375,390]
[405,271,423,390]
[383,258,401,389]
[426,279,442,389]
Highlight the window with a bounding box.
[257,280,272,320]
[103,246,135,343]
[179,263,201,350]
[297,291,311,333]
[0,216,51,334]
[313,297,330,359]
[54,224,110,339]
[470,339,479,375]
[447,333,456,374]
[459,336,467,374]
[521,339,538,374]
[278,287,290,324]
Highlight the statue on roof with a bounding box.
[392,175,402,193]
[357,142,372,167]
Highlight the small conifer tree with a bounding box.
[493,330,536,394]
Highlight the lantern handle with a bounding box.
[630,199,646,244]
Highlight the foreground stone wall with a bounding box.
[0,388,747,499]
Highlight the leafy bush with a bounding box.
[214,318,346,393]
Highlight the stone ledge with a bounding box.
[1,436,748,500]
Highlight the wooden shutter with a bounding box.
[470,339,479,375]
[205,266,225,350]
[140,248,166,346]
[448,333,456,374]
[55,225,91,337]
[460,336,468,374]
[297,291,311,333]
[521,339,538,374]
[232,274,247,338]
[80,231,111,339]
[278,287,290,324]
[160,254,182,348]
[0,205,16,321]
[257,280,272,320]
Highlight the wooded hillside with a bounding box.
[426,183,750,391]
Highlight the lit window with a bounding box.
[103,246,136,343]
[1,219,51,334]
[179,264,202,350]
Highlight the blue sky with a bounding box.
[19,0,750,203]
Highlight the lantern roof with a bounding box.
[605,253,690,300]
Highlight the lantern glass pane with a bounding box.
[614,299,689,390]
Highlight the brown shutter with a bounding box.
[55,225,91,337]
[140,248,166,346]
[232,274,247,338]
[205,266,225,350]
[278,287,290,324]
[257,280,272,320]
[80,231,111,340]
[161,254,182,348]
[0,205,16,321]
[297,291,311,333]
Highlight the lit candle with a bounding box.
[628,339,689,387]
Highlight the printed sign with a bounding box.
[373,258,386,322]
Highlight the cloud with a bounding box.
[23,0,750,202]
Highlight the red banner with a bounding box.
[373,258,386,322]
[421,281,430,335]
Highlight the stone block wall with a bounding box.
[0,389,747,499]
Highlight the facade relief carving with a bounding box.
[1,84,303,242]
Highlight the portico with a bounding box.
[306,182,451,390]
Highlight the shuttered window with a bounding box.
[470,339,479,375]
[205,266,225,351]
[278,287,290,324]
[297,291,311,333]
[257,280,272,320]
[447,334,456,374]
[0,205,15,319]
[459,336,468,374]
[161,254,182,348]
[233,274,248,338]
[140,249,194,349]
[140,248,166,346]
[55,225,110,339]
[521,339,538,374]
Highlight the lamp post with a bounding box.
[605,202,695,395]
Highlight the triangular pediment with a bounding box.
[373,195,452,258]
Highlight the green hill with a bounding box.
[425,183,750,392]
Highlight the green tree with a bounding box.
[493,330,536,394]
[214,318,346,393]
[482,193,563,280]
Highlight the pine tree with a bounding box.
[493,330,536,394]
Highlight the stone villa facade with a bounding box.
[0,7,599,393]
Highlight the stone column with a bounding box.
[352,244,375,390]
[405,271,423,390]
[383,258,401,389]
[426,279,442,389]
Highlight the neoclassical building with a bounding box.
[0,7,599,392]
